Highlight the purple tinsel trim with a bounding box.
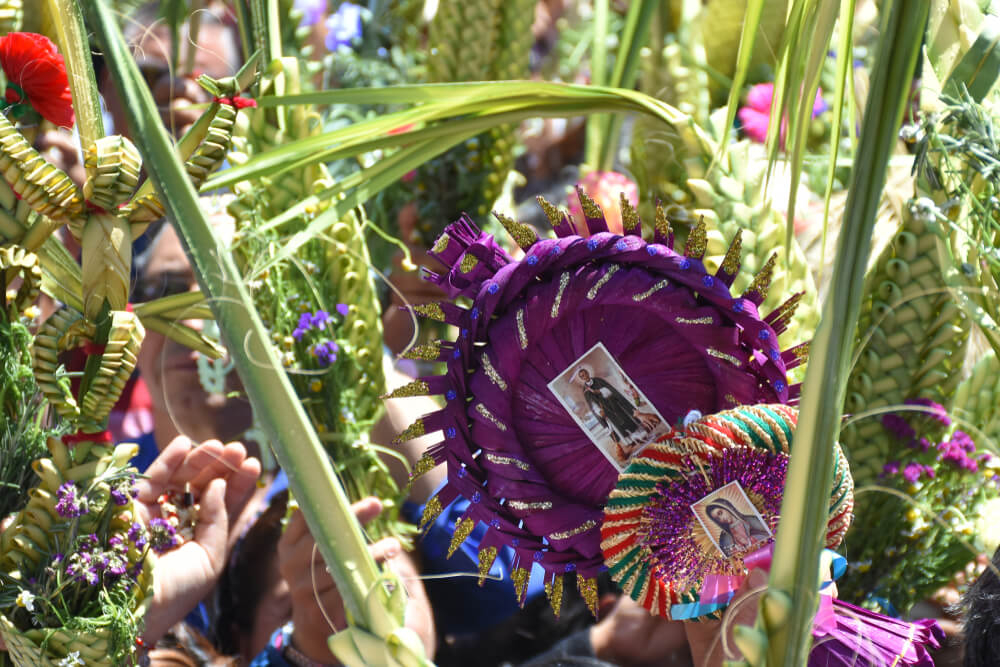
[644,448,787,592]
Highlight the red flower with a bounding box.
[0,32,74,128]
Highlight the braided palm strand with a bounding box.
[31,307,93,422]
[840,202,971,486]
[79,310,144,425]
[0,0,21,34]
[0,112,82,221]
[0,244,40,318]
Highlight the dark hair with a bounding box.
[964,548,1000,666]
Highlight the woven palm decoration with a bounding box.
[396,193,808,614]
[601,404,853,620]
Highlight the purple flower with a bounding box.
[294,0,326,27]
[55,481,88,518]
[901,461,925,484]
[336,303,349,317]
[127,521,148,550]
[311,340,339,366]
[881,461,900,477]
[110,477,138,506]
[938,432,980,472]
[148,517,179,554]
[325,3,363,51]
[882,413,916,441]
[905,398,951,427]
[310,310,330,328]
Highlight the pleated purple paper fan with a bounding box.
[391,191,808,615]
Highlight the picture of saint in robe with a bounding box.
[577,367,643,459]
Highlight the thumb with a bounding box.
[193,478,229,571]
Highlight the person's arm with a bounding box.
[136,436,261,644]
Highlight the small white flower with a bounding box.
[15,590,35,612]
[975,497,1000,553]
[57,651,84,667]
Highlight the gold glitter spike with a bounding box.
[485,452,530,470]
[707,348,744,366]
[516,308,528,350]
[477,546,499,586]
[620,193,641,235]
[409,453,437,481]
[577,576,599,617]
[393,418,426,444]
[587,264,620,300]
[771,292,804,329]
[413,303,446,322]
[790,341,810,364]
[507,499,553,511]
[495,211,538,250]
[511,567,530,604]
[480,352,509,391]
[447,516,476,558]
[720,231,743,276]
[382,379,430,399]
[475,403,508,432]
[545,575,565,617]
[551,272,571,318]
[549,519,597,541]
[684,217,707,259]
[537,196,566,228]
[633,279,669,302]
[577,187,603,220]
[432,234,450,254]
[460,253,479,274]
[654,203,672,241]
[419,495,444,530]
[745,253,777,302]
[675,316,715,325]
[402,341,442,361]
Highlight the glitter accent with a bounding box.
[507,500,553,511]
[488,282,500,294]
[545,575,564,617]
[702,274,714,287]
[478,546,499,585]
[447,517,476,558]
[745,253,777,302]
[537,196,566,228]
[495,212,538,250]
[517,308,528,350]
[480,352,509,391]
[615,239,628,251]
[675,316,714,325]
[402,341,441,361]
[724,393,738,405]
[684,218,707,259]
[654,203,672,240]
[413,303,446,321]
[446,390,457,400]
[383,379,429,399]
[588,238,600,250]
[621,193,640,234]
[772,292,804,328]
[476,403,508,432]
[485,452,529,470]
[587,264,620,300]
[769,348,781,362]
[732,300,745,313]
[512,567,530,604]
[721,232,743,275]
[419,495,443,530]
[774,380,787,393]
[633,279,670,302]
[394,418,426,443]
[409,453,436,481]
[552,272,571,317]
[578,576,599,617]
[791,341,810,363]
[432,235,450,253]
[527,255,539,266]
[460,254,479,274]
[680,258,691,270]
[707,348,743,366]
[577,187,603,220]
[549,519,597,540]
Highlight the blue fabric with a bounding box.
[130,430,160,473]
[249,643,289,667]
[402,493,545,636]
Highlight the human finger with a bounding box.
[222,449,261,521]
[370,537,401,565]
[138,435,197,502]
[191,477,229,572]
[181,441,245,491]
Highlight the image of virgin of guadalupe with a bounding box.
[577,367,643,456]
[705,498,771,557]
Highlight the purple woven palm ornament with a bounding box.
[391,191,809,615]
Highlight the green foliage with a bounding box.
[0,316,49,520]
